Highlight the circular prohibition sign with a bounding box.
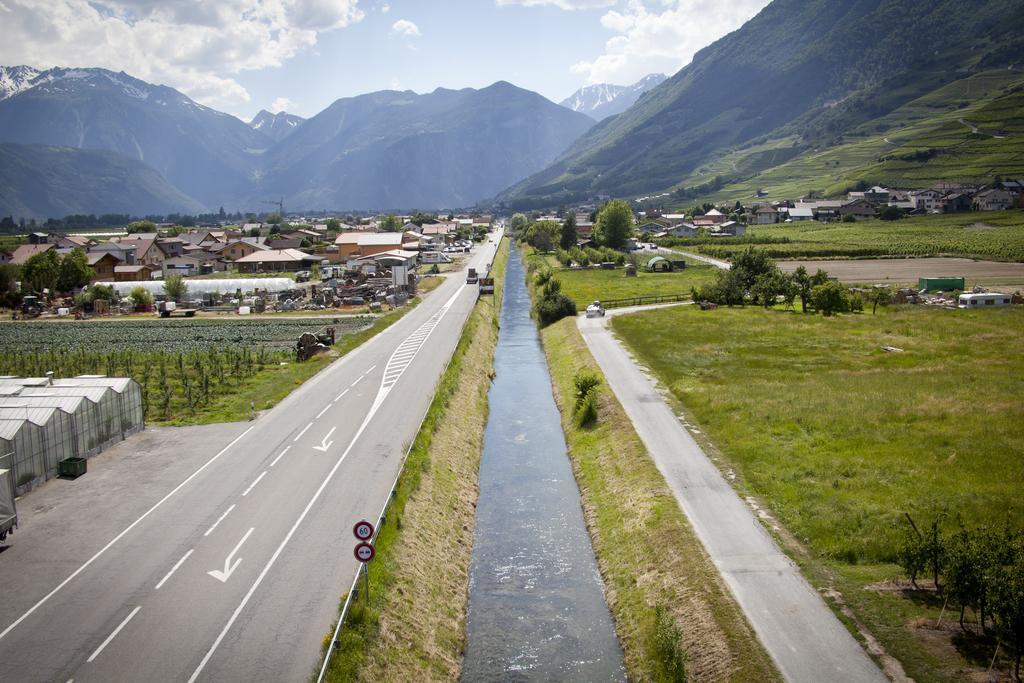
[353,520,375,542]
[354,542,375,563]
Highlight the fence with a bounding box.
[599,293,692,309]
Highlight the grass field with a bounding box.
[524,248,718,307]
[612,304,1024,681]
[540,317,780,682]
[322,239,508,682]
[697,210,1024,262]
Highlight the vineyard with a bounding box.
[699,210,1024,262]
[0,317,375,422]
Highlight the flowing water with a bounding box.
[461,249,625,682]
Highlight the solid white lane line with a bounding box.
[241,472,267,497]
[0,426,254,642]
[293,422,313,442]
[270,446,290,467]
[316,404,331,419]
[203,505,236,537]
[155,549,195,590]
[87,606,141,663]
[189,284,468,683]
[334,389,349,403]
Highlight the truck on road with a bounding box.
[0,456,18,542]
[158,301,198,318]
[466,268,479,284]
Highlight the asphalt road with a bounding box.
[0,230,503,683]
[578,308,887,683]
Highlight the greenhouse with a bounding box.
[0,376,145,494]
[111,278,295,297]
[0,407,77,490]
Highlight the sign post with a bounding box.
[353,520,376,604]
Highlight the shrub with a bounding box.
[129,286,154,307]
[535,293,576,327]
[573,371,601,412]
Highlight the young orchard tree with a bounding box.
[560,211,578,251]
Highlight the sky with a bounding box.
[0,0,771,121]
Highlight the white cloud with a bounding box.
[496,0,615,9]
[0,0,364,114]
[270,96,294,113]
[571,0,770,85]
[380,3,390,13]
[390,18,420,37]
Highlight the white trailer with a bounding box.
[958,292,1011,308]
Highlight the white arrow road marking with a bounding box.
[208,528,255,584]
[155,549,194,590]
[204,505,236,537]
[241,472,266,497]
[293,422,313,442]
[312,426,336,453]
[87,606,140,663]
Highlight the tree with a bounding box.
[325,218,341,231]
[560,211,578,250]
[990,548,1024,679]
[810,281,850,316]
[510,213,528,234]
[524,221,560,252]
[127,220,157,234]
[594,199,634,249]
[248,227,261,237]
[879,205,904,221]
[945,526,989,631]
[163,274,188,302]
[380,214,402,232]
[56,248,91,292]
[751,269,791,309]
[21,249,60,296]
[266,212,283,225]
[731,247,777,292]
[867,286,892,314]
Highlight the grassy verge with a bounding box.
[523,247,717,308]
[538,317,780,681]
[161,300,421,425]
[321,238,508,682]
[611,304,1024,681]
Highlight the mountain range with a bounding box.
[559,74,666,121]
[0,67,593,218]
[501,0,1024,209]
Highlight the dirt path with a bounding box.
[777,257,1024,286]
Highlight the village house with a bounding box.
[752,205,779,225]
[973,188,1016,211]
[211,239,270,262]
[114,264,157,282]
[50,233,93,250]
[87,252,121,282]
[110,237,167,268]
[9,244,56,266]
[234,248,318,273]
[667,223,699,238]
[839,198,878,219]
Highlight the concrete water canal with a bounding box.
[462,248,625,682]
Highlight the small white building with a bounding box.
[958,292,1011,308]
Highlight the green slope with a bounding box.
[498,0,1024,209]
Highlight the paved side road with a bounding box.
[578,309,887,683]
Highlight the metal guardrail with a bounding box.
[598,293,691,309]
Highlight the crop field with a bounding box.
[0,317,373,352]
[524,249,717,307]
[0,316,379,424]
[697,210,1024,262]
[612,304,1024,680]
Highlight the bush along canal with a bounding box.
[462,248,625,681]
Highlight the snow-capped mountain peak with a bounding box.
[0,65,43,100]
[248,109,305,142]
[559,73,667,121]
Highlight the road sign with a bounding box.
[354,542,375,563]
[353,520,374,541]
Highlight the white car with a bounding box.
[585,301,606,318]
